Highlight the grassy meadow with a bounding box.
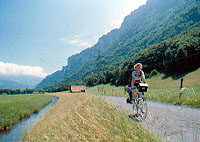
[87,69,200,108]
[147,68,200,88]
[23,93,159,142]
[0,94,52,131]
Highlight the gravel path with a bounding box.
[100,96,200,142]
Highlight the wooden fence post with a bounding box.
[179,78,183,97]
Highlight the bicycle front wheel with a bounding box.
[138,98,147,120]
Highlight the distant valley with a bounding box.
[0,75,43,89]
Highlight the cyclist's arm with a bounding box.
[141,71,147,83]
[141,75,147,83]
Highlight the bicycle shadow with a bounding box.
[128,114,143,122]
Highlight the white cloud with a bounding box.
[60,36,92,48]
[0,61,48,78]
[68,39,92,47]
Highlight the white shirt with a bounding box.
[132,70,145,83]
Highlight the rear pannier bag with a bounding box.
[138,83,148,92]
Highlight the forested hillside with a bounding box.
[85,26,200,86]
[36,0,200,90]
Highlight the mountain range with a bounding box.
[0,75,43,89]
[36,0,200,89]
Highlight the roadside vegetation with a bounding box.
[23,93,159,142]
[87,69,200,108]
[0,94,52,131]
[146,87,200,108]
[145,69,200,108]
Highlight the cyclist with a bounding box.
[126,63,147,103]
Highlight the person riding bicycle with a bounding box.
[126,63,147,104]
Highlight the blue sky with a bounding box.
[0,0,147,77]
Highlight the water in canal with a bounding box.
[0,96,58,142]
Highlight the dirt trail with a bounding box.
[100,96,200,142]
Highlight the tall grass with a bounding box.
[87,84,126,97]
[0,94,52,131]
[23,93,159,142]
[87,84,200,108]
[146,87,200,108]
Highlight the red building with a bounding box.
[70,86,86,93]
[33,92,39,94]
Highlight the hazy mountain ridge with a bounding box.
[36,0,200,89]
[35,70,64,88]
[0,79,28,89]
[0,75,43,89]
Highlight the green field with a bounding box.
[147,68,200,89]
[0,94,52,131]
[87,69,200,108]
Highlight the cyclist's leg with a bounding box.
[141,92,144,98]
[126,90,133,104]
[129,92,132,100]
[132,88,137,99]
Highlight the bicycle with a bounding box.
[126,83,148,120]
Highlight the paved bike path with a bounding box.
[100,96,200,142]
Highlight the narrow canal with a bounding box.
[0,96,58,142]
